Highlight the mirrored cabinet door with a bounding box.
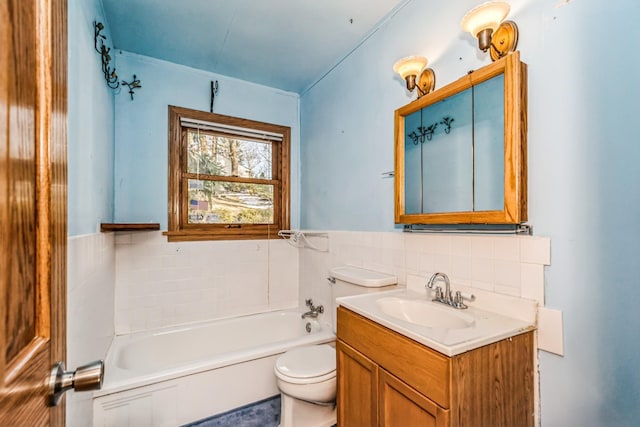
[395,52,527,225]
[420,87,472,214]
[473,74,505,212]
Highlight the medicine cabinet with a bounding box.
[394,52,527,224]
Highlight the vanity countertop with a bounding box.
[337,288,536,356]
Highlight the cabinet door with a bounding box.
[379,369,449,427]
[337,340,378,427]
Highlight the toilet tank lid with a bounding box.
[328,265,397,287]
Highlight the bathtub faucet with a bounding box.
[302,299,324,319]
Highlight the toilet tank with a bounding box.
[328,266,397,333]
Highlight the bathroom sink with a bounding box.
[376,297,475,330]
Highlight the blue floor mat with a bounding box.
[183,395,281,427]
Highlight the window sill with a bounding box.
[101,223,160,232]
[163,230,281,242]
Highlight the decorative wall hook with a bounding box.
[94,21,119,89]
[408,123,440,144]
[440,116,454,134]
[425,123,438,141]
[408,118,456,144]
[121,75,142,100]
[210,80,219,113]
[407,125,426,145]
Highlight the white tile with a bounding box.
[450,236,471,257]
[130,230,164,246]
[67,233,115,368]
[450,256,472,281]
[471,236,494,258]
[418,252,434,273]
[114,232,132,245]
[381,232,405,250]
[406,274,427,293]
[431,254,451,274]
[494,285,521,297]
[494,260,521,288]
[360,231,382,249]
[360,245,382,266]
[521,263,545,304]
[405,233,428,254]
[471,280,494,292]
[493,237,520,261]
[455,284,537,323]
[538,307,564,356]
[391,267,407,286]
[471,257,494,283]
[520,237,551,265]
[66,390,93,427]
[405,248,420,271]
[425,235,451,255]
[381,248,405,269]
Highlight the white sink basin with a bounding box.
[337,288,536,356]
[376,297,476,330]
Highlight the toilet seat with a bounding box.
[275,344,336,384]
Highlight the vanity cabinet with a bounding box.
[336,306,534,427]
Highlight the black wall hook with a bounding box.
[210,80,219,113]
[121,75,142,100]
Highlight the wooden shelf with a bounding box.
[100,223,160,232]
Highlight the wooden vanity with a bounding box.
[336,306,534,427]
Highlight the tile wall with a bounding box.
[299,231,551,329]
[67,232,116,427]
[111,229,551,336]
[68,229,550,425]
[114,231,299,334]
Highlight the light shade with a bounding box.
[461,1,510,37]
[393,56,428,80]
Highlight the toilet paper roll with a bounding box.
[305,319,322,334]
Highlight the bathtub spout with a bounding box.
[301,299,324,319]
[301,310,319,319]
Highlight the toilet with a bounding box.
[274,265,397,427]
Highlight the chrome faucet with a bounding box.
[301,299,324,319]
[426,272,474,309]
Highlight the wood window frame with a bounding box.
[165,106,290,242]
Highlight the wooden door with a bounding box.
[336,340,378,427]
[379,369,449,427]
[0,0,67,425]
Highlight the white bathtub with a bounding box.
[93,310,334,427]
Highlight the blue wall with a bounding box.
[68,0,115,236]
[300,0,640,425]
[112,52,301,230]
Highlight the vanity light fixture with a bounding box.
[461,1,519,61]
[393,56,436,99]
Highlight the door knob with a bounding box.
[48,360,104,406]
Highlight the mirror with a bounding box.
[395,52,527,225]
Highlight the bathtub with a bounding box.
[93,310,334,427]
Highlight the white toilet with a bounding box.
[274,265,397,427]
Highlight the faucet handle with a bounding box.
[454,291,463,305]
[305,299,313,308]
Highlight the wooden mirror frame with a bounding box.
[394,52,527,225]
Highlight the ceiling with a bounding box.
[102,0,408,94]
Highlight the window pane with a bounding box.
[187,179,274,224]
[187,131,272,179]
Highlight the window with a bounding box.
[166,106,290,241]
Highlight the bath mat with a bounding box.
[183,395,281,427]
